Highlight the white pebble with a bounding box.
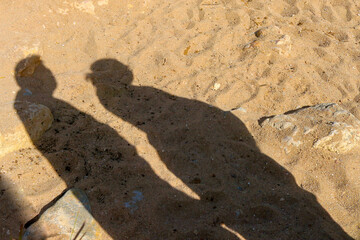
[213,83,221,90]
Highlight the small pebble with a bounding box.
[213,83,221,90]
[254,29,263,37]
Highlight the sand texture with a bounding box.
[0,0,360,239]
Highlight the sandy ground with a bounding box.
[1,0,360,239]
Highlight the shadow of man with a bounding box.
[14,56,220,239]
[86,58,354,240]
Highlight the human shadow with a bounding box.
[14,56,229,239]
[86,58,354,240]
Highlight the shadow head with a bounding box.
[86,59,133,88]
[14,55,57,95]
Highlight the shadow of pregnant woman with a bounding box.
[86,58,354,240]
[14,56,215,239]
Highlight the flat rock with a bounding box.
[261,103,360,154]
[23,188,107,240]
[0,101,53,157]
